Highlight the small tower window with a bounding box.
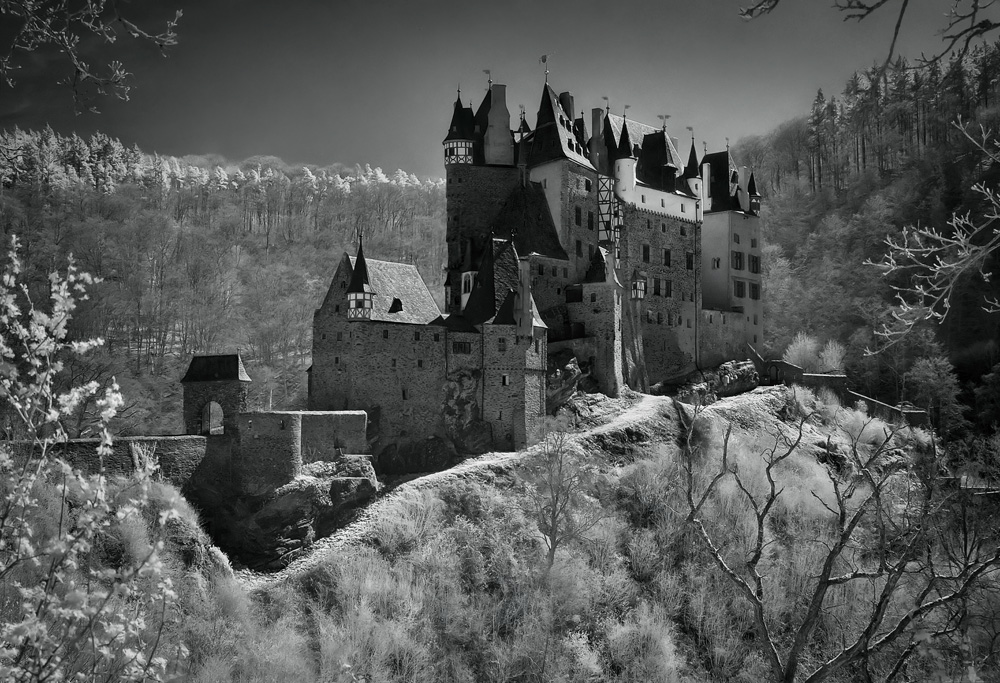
[588,212,594,230]
[383,329,389,339]
[391,358,397,367]
[576,240,583,257]
[590,293,597,303]
[389,298,403,313]
[681,204,686,213]
[337,332,343,341]
[335,356,340,364]
[642,245,650,263]
[498,338,507,352]
[418,359,424,368]
[402,388,408,400]
[575,207,582,226]
[414,331,421,341]
[663,249,671,267]
[433,333,440,342]
[734,233,741,244]
[686,252,695,270]
[335,305,340,313]
[585,179,592,192]
[502,375,510,386]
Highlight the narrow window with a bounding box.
[402,388,408,400]
[552,266,557,276]
[538,264,544,275]
[750,283,760,300]
[665,280,673,298]
[732,251,744,270]
[434,333,440,342]
[733,233,741,244]
[680,226,687,236]
[585,179,592,192]
[337,332,343,341]
[686,318,692,328]
[575,207,582,226]
[502,375,510,386]
[563,267,568,278]
[661,222,666,233]
[414,331,421,341]
[590,292,597,303]
[653,279,661,296]
[686,252,694,270]
[641,194,646,203]
[753,314,758,325]
[588,212,594,230]
[734,280,746,298]
[391,358,397,367]
[663,249,671,267]
[383,329,389,339]
[498,337,507,352]
[642,244,650,262]
[335,356,340,364]
[335,305,340,313]
[321,333,326,340]
[418,359,423,368]
[576,240,583,257]
[680,204,686,213]
[588,244,594,259]
[661,199,665,208]
[535,339,540,353]
[751,238,758,248]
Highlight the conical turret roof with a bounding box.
[346,238,375,294]
[682,140,700,180]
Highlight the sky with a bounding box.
[0,0,958,179]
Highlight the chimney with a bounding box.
[485,84,514,166]
[558,91,575,122]
[590,107,604,168]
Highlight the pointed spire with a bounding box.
[617,121,634,159]
[747,170,760,197]
[682,139,700,180]
[347,237,373,295]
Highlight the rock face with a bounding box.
[669,360,759,405]
[547,349,583,413]
[186,450,379,571]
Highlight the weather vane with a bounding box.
[602,95,610,113]
[657,114,671,130]
[540,54,553,83]
[483,69,492,87]
[623,104,631,118]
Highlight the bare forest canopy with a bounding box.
[0,127,446,435]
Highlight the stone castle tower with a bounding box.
[308,76,764,466]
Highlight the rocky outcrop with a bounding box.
[187,453,379,571]
[668,360,759,405]
[547,348,583,413]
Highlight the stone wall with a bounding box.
[699,308,753,370]
[182,380,249,435]
[5,435,215,490]
[234,412,303,497]
[565,282,624,396]
[300,410,368,461]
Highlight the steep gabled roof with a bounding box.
[491,289,518,325]
[747,171,759,197]
[181,354,252,383]
[463,238,521,325]
[583,246,622,286]
[491,181,568,260]
[703,149,740,212]
[604,114,684,169]
[346,255,442,325]
[526,83,595,170]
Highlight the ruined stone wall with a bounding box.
[300,411,368,461]
[182,380,249,435]
[234,412,302,497]
[699,309,753,369]
[8,435,215,488]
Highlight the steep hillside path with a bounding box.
[236,392,667,592]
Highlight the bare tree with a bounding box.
[1,0,181,110]
[680,397,1000,682]
[740,0,999,66]
[529,424,604,572]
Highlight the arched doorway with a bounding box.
[201,401,225,435]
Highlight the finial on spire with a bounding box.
[703,141,708,154]
[483,69,492,88]
[686,125,694,141]
[657,114,670,131]
[602,95,610,114]
[540,53,552,83]
[726,136,730,150]
[623,104,631,118]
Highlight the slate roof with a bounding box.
[464,239,521,325]
[703,150,740,212]
[491,182,568,260]
[181,354,252,383]
[605,115,684,170]
[444,94,476,143]
[526,84,595,170]
[682,140,701,180]
[346,255,442,325]
[346,239,374,294]
[583,246,622,286]
[747,171,759,197]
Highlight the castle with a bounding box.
[308,78,763,459]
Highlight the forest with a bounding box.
[0,131,446,436]
[733,41,1000,445]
